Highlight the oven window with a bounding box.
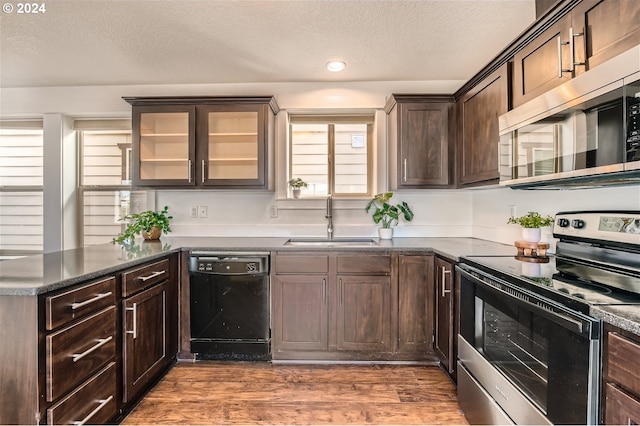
[480,300,548,412]
[459,270,599,424]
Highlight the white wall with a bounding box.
[471,185,640,249]
[3,81,640,246]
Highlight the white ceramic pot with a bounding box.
[378,228,393,240]
[292,189,301,198]
[522,227,542,243]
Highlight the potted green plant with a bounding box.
[508,211,554,242]
[113,206,173,243]
[288,178,308,198]
[365,192,414,239]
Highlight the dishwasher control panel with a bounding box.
[188,253,269,275]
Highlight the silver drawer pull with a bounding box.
[70,292,112,310]
[138,270,165,282]
[72,336,113,363]
[72,395,114,426]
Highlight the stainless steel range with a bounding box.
[457,211,640,425]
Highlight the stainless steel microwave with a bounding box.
[498,45,640,189]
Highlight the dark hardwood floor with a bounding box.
[123,362,468,425]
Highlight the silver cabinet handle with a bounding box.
[126,303,137,339]
[557,35,571,78]
[138,270,165,282]
[570,26,585,70]
[72,336,113,363]
[72,395,114,426]
[70,292,112,310]
[322,279,327,306]
[201,160,206,183]
[188,160,193,183]
[339,278,343,306]
[403,158,408,182]
[441,267,452,298]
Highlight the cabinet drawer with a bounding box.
[275,255,329,274]
[605,382,640,425]
[47,362,117,426]
[337,255,391,274]
[607,332,640,395]
[45,277,116,331]
[122,258,170,297]
[46,306,116,402]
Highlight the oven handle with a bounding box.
[458,264,596,338]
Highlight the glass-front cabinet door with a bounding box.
[132,106,196,186]
[197,105,265,187]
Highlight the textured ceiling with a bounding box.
[0,0,536,88]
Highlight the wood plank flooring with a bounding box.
[123,362,468,425]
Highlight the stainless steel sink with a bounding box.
[284,238,378,246]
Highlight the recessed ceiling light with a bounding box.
[326,61,346,72]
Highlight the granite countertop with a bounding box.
[1,236,637,335]
[591,305,640,335]
[0,237,515,296]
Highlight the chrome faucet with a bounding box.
[326,194,333,239]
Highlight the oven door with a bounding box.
[457,264,600,425]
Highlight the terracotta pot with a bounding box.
[521,227,541,243]
[378,228,393,240]
[142,226,161,240]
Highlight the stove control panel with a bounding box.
[553,211,640,245]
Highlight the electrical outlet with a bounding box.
[509,205,517,218]
[190,206,198,218]
[198,205,208,218]
[270,205,278,218]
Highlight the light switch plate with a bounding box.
[190,206,198,218]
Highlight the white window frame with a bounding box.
[288,113,374,199]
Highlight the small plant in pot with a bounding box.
[365,192,414,239]
[288,178,308,198]
[113,206,173,244]
[508,211,554,243]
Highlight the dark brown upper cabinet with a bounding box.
[513,0,639,108]
[386,95,455,188]
[457,64,510,186]
[125,96,279,189]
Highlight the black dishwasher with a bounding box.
[188,252,270,360]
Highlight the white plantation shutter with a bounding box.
[0,123,44,256]
[76,122,140,247]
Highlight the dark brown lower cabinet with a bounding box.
[434,256,455,377]
[271,274,329,352]
[122,282,168,403]
[272,252,439,362]
[603,325,640,424]
[337,275,392,352]
[397,255,435,357]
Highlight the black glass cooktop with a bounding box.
[461,254,640,310]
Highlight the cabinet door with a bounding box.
[458,64,510,185]
[132,105,197,186]
[122,282,167,402]
[571,0,640,76]
[398,102,450,187]
[398,256,435,356]
[434,257,455,374]
[512,16,572,108]
[197,104,267,188]
[605,383,640,425]
[272,275,329,352]
[337,275,392,352]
